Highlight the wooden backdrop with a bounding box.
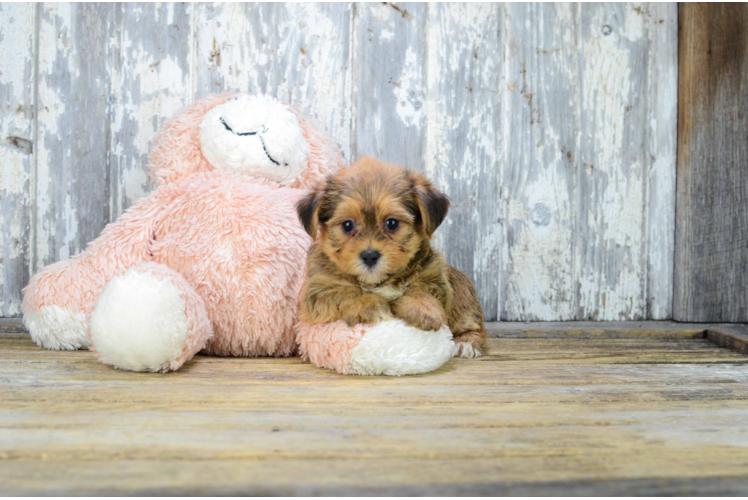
[0,3,677,321]
[675,3,748,323]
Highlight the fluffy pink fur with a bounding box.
[23,184,187,321]
[296,321,368,374]
[149,93,235,186]
[151,170,310,357]
[23,93,360,372]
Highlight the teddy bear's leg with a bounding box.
[22,259,91,350]
[22,185,184,351]
[89,263,213,373]
[296,320,457,376]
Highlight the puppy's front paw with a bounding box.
[392,293,446,331]
[400,311,444,332]
[343,298,392,326]
[454,342,483,358]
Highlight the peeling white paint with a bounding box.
[0,3,35,315]
[425,3,502,319]
[0,4,34,196]
[107,4,194,215]
[619,4,646,41]
[0,150,27,195]
[575,3,649,320]
[646,3,677,319]
[0,2,678,320]
[0,7,34,89]
[35,3,75,269]
[393,47,422,127]
[502,3,577,321]
[58,189,78,261]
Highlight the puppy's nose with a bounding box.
[360,249,381,268]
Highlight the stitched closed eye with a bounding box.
[219,117,284,167]
[220,117,268,136]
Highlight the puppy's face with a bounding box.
[297,157,449,285]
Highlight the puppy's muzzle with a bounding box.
[360,249,381,269]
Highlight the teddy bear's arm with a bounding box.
[22,183,185,350]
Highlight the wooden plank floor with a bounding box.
[2,321,748,495]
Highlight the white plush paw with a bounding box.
[453,342,483,359]
[24,305,90,350]
[90,268,190,372]
[345,319,457,376]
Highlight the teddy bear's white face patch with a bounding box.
[199,95,309,185]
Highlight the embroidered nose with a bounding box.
[360,249,381,268]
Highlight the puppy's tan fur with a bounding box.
[296,157,486,357]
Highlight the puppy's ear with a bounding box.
[296,187,324,240]
[410,172,450,237]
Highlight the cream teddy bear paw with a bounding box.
[90,263,212,373]
[346,320,457,376]
[297,319,456,376]
[24,305,90,350]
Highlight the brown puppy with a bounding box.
[296,156,486,357]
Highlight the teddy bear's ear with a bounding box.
[296,188,325,240]
[149,93,236,186]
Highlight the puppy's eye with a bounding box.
[385,218,400,232]
[341,220,355,234]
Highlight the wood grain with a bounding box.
[486,320,711,339]
[674,4,748,322]
[352,2,426,169]
[108,3,194,217]
[502,3,578,321]
[26,470,748,498]
[34,3,114,269]
[576,4,649,320]
[706,324,748,355]
[501,4,678,321]
[425,3,502,321]
[0,3,681,321]
[2,330,748,495]
[646,4,678,319]
[0,4,35,316]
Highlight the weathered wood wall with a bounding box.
[0,3,678,321]
[674,3,748,322]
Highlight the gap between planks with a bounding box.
[2,318,748,355]
[485,322,748,357]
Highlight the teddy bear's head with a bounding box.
[149,93,343,189]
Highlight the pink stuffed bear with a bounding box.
[22,93,455,375]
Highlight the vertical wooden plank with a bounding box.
[194,3,352,160]
[645,3,677,319]
[109,3,194,216]
[501,3,578,321]
[674,4,748,322]
[351,2,426,170]
[35,3,113,269]
[575,4,649,320]
[0,3,35,316]
[425,3,502,321]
